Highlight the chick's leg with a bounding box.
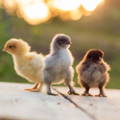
[65,68,79,95]
[66,81,79,95]
[82,87,92,96]
[99,87,106,97]
[81,81,92,96]
[95,82,107,97]
[46,83,57,96]
[24,82,41,92]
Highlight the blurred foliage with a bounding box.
[0,0,120,88]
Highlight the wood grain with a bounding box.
[0,82,120,120]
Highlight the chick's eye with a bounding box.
[8,45,14,48]
[60,39,66,44]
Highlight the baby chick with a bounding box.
[3,38,44,92]
[76,49,110,97]
[44,34,78,95]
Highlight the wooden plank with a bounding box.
[55,87,120,120]
[0,82,90,120]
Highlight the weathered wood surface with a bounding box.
[0,82,120,120]
[56,87,120,120]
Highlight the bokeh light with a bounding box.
[0,0,104,25]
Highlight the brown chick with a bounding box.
[76,49,110,97]
[3,38,45,92]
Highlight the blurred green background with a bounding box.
[0,0,120,88]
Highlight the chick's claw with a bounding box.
[81,93,93,96]
[68,90,79,95]
[95,94,107,97]
[24,88,40,92]
[47,92,58,96]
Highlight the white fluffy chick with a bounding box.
[3,38,44,92]
[44,34,78,95]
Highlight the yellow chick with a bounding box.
[3,38,45,92]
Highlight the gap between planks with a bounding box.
[53,88,97,120]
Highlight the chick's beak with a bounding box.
[2,47,7,52]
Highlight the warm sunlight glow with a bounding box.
[52,0,81,11]
[81,0,104,11]
[16,0,50,25]
[0,0,104,25]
